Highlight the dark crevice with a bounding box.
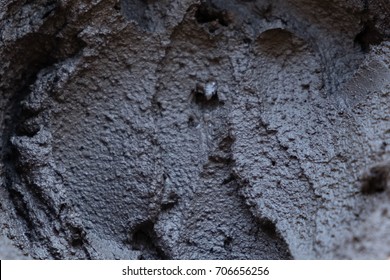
[223,236,233,251]
[1,3,87,259]
[222,173,235,185]
[187,115,197,127]
[2,72,47,223]
[193,92,220,106]
[68,225,87,247]
[160,201,176,211]
[218,134,234,152]
[258,218,278,239]
[195,1,233,27]
[355,0,388,53]
[130,220,169,260]
[360,162,389,195]
[191,84,220,107]
[161,192,179,211]
[354,20,384,52]
[243,37,252,44]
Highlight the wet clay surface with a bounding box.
[0,0,389,259]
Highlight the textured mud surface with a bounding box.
[0,0,389,259]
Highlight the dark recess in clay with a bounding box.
[355,21,384,52]
[195,1,233,27]
[360,162,390,195]
[131,220,168,260]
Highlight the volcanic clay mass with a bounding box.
[0,0,389,259]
